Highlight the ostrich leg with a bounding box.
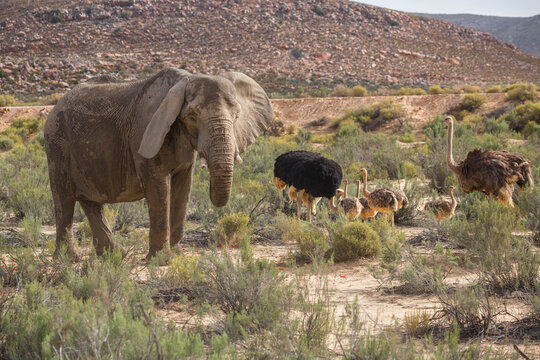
[297,190,304,220]
[307,198,313,223]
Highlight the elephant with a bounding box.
[44,68,273,259]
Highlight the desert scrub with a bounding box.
[276,213,330,263]
[447,199,539,293]
[336,99,404,131]
[214,212,251,247]
[504,82,537,102]
[485,85,502,93]
[393,179,423,225]
[333,84,367,97]
[398,132,417,143]
[403,310,432,338]
[43,92,63,105]
[0,140,53,222]
[192,249,292,340]
[331,221,380,262]
[457,94,485,112]
[0,136,14,151]
[166,252,199,287]
[0,94,15,107]
[497,101,540,133]
[428,85,446,94]
[0,278,208,359]
[397,87,426,95]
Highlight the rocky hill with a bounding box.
[1,0,539,96]
[416,13,540,58]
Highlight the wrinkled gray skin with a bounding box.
[44,68,273,259]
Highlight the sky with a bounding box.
[357,0,540,17]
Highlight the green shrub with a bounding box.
[0,94,15,107]
[462,113,484,131]
[428,85,445,95]
[498,101,540,132]
[193,250,291,339]
[505,82,537,102]
[214,212,251,247]
[350,85,367,97]
[458,94,485,112]
[485,85,501,93]
[398,132,417,143]
[277,214,330,263]
[336,100,404,131]
[333,84,349,97]
[0,136,14,151]
[397,87,427,96]
[166,253,199,287]
[459,85,482,93]
[43,93,63,105]
[435,286,496,337]
[393,180,423,225]
[332,222,380,262]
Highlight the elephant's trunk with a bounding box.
[207,121,235,207]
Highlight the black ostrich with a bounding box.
[273,151,343,222]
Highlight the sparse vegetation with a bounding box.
[0,94,15,107]
[504,82,537,102]
[397,87,427,95]
[428,85,445,95]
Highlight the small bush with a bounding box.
[277,214,330,263]
[399,160,418,178]
[398,132,417,143]
[505,83,537,102]
[498,101,540,132]
[337,100,404,131]
[214,212,251,247]
[459,85,482,94]
[435,286,496,337]
[403,310,432,338]
[485,85,502,93]
[458,94,485,112]
[462,113,484,131]
[43,93,63,105]
[333,84,349,97]
[349,85,367,97]
[291,48,304,59]
[0,136,14,151]
[166,253,199,287]
[428,85,445,95]
[397,87,427,96]
[332,222,380,262]
[0,94,15,107]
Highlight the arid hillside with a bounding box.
[1,0,539,96]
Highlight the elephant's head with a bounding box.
[138,70,273,207]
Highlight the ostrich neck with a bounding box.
[356,181,361,198]
[329,193,342,211]
[449,189,457,211]
[362,171,370,197]
[446,119,458,172]
[344,183,348,198]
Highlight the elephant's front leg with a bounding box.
[144,175,171,259]
[170,164,194,248]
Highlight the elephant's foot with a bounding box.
[145,245,172,266]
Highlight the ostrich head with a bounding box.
[442,116,453,128]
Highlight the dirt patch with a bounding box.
[272,93,509,135]
[0,106,52,132]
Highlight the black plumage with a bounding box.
[273,151,343,199]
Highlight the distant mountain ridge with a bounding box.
[414,13,540,57]
[0,0,539,96]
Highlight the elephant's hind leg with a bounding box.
[79,200,117,256]
[52,193,78,259]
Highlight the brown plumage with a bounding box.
[330,180,363,220]
[424,186,457,225]
[354,179,377,221]
[359,168,399,225]
[444,116,533,207]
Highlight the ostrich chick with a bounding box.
[359,168,399,226]
[288,186,322,215]
[329,180,362,220]
[424,186,458,225]
[355,179,377,221]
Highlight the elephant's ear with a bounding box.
[138,78,188,159]
[219,72,273,154]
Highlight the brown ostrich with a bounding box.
[359,168,399,225]
[444,116,533,207]
[329,180,363,220]
[424,186,458,225]
[355,179,377,221]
